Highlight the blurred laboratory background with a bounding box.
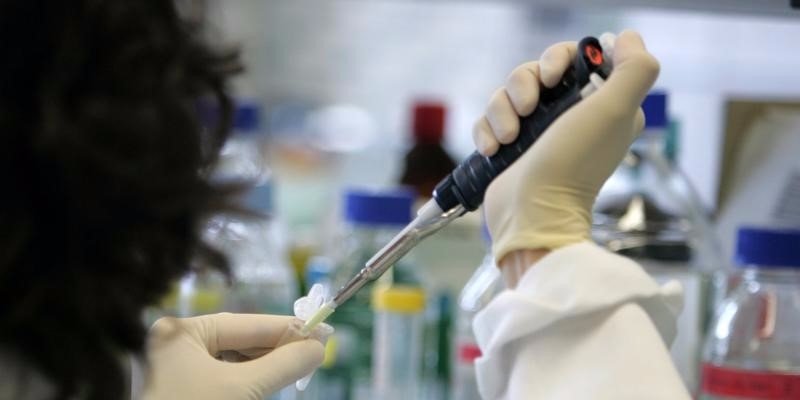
[156,1,800,399]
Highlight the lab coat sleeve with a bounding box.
[472,242,690,400]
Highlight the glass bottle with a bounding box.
[398,101,456,196]
[699,227,800,400]
[592,92,723,390]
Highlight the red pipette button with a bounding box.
[585,45,603,66]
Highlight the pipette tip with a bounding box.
[300,301,337,335]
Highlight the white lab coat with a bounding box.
[473,242,692,399]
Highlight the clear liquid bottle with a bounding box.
[452,253,504,400]
[372,285,426,400]
[699,227,800,400]
[318,189,416,400]
[202,99,297,317]
[592,92,723,390]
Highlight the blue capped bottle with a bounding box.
[317,189,417,400]
[700,227,800,400]
[593,92,723,390]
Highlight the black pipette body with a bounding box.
[433,36,611,212]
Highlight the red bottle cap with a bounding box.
[412,102,446,144]
[458,343,482,363]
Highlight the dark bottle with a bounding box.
[398,101,457,197]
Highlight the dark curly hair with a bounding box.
[0,0,241,398]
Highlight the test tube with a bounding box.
[371,285,426,400]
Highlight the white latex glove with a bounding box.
[476,31,659,274]
[141,313,327,400]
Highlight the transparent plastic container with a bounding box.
[372,285,426,400]
[452,254,504,400]
[699,227,800,400]
[592,92,722,389]
[317,189,416,400]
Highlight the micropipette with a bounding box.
[302,36,614,335]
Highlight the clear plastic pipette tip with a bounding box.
[300,301,336,335]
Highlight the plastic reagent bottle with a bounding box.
[320,189,416,400]
[699,227,800,400]
[371,285,426,400]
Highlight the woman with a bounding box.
[0,0,685,398]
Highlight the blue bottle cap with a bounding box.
[344,189,414,226]
[736,226,800,268]
[642,91,667,129]
[232,101,260,133]
[197,99,261,133]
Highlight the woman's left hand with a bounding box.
[141,313,327,400]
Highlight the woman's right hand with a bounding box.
[476,31,660,286]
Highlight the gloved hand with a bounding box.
[476,31,660,284]
[141,313,327,400]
